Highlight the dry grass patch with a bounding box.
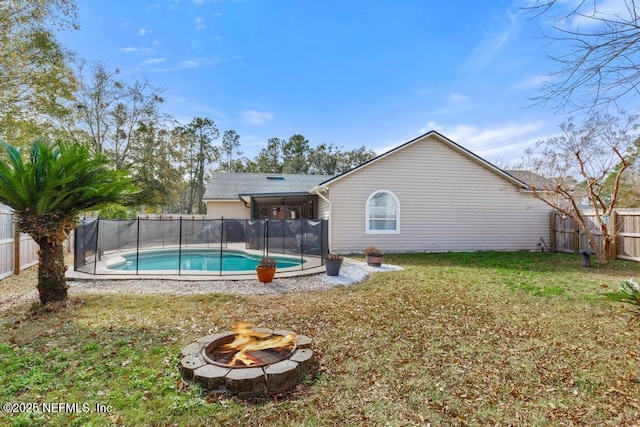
[1,251,639,426]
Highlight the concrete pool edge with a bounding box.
[70,244,325,281]
[102,248,307,273]
[66,264,327,281]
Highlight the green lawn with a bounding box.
[1,251,639,426]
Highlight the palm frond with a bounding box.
[0,139,137,219]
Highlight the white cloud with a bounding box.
[514,74,548,90]
[118,46,154,54]
[240,110,274,126]
[141,57,167,65]
[417,120,550,165]
[428,91,474,116]
[149,57,225,72]
[427,120,545,146]
[447,93,469,104]
[178,60,199,69]
[464,10,519,70]
[139,28,152,36]
[566,0,630,29]
[168,97,228,124]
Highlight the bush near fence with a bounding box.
[551,209,640,261]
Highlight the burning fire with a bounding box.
[223,322,297,366]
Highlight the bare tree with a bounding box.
[521,112,640,263]
[69,61,121,155]
[67,61,165,170]
[525,0,640,113]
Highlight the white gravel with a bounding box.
[67,258,404,296]
[0,259,404,311]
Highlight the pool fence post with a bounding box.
[244,219,248,250]
[264,218,269,259]
[135,218,140,275]
[93,218,100,275]
[219,217,223,276]
[116,220,121,254]
[178,217,183,275]
[321,220,325,266]
[73,221,78,271]
[300,218,304,270]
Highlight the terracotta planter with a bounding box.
[325,259,343,276]
[366,254,384,267]
[256,266,276,283]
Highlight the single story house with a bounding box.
[203,131,552,253]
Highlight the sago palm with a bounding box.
[0,139,136,305]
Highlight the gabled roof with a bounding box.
[203,173,333,200]
[504,170,552,190]
[314,130,529,190]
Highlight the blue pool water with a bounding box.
[107,249,303,272]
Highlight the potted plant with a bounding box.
[324,253,343,276]
[256,257,277,283]
[363,246,384,267]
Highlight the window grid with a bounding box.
[366,190,399,234]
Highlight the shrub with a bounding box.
[325,253,343,261]
[615,278,640,318]
[98,203,137,219]
[363,246,383,256]
[258,257,277,268]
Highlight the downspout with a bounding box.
[312,185,333,252]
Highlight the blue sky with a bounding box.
[58,0,617,165]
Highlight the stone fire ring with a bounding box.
[179,328,314,398]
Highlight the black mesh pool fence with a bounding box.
[74,217,328,276]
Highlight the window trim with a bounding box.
[365,190,400,234]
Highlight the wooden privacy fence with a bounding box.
[551,209,640,262]
[0,211,39,280]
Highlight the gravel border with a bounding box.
[68,259,403,296]
[0,259,403,311]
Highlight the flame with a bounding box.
[223,322,297,366]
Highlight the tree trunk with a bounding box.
[35,238,68,304]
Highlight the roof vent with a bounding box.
[266,176,285,180]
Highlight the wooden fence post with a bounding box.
[572,219,580,255]
[550,211,557,252]
[13,229,20,275]
[608,210,618,260]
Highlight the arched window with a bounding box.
[366,190,400,234]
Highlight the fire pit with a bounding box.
[179,323,315,398]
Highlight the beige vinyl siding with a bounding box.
[317,197,330,220]
[328,135,551,253]
[206,200,250,219]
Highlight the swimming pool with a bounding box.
[106,249,304,272]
